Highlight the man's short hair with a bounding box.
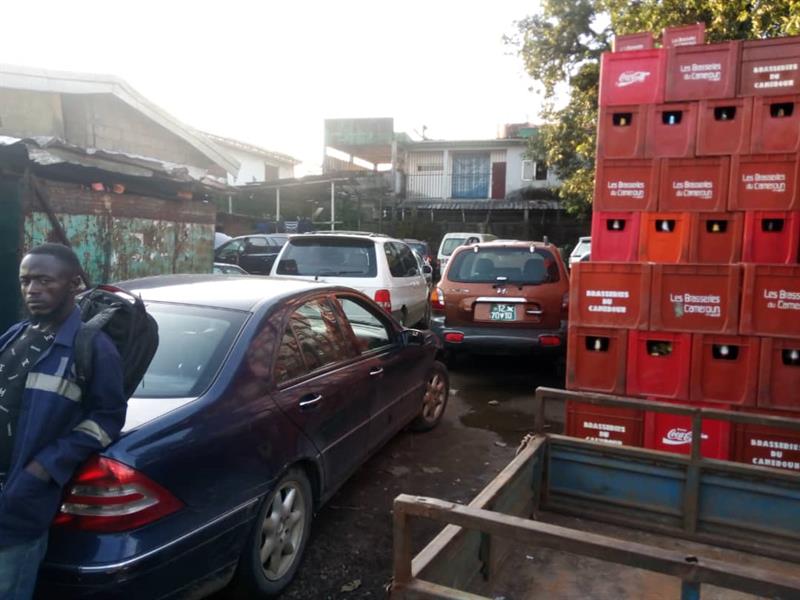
[26,243,82,276]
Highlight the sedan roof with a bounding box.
[117,274,333,312]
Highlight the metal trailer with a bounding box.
[390,388,800,599]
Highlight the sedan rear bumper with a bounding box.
[36,498,259,599]
[430,316,566,355]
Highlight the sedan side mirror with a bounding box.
[402,329,426,346]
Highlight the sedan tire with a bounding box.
[410,361,449,432]
[232,468,313,598]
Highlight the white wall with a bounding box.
[225,147,296,185]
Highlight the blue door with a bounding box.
[452,153,490,199]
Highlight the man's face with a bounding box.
[19,254,80,320]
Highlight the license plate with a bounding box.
[489,303,516,321]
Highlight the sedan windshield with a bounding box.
[276,238,377,277]
[447,247,560,284]
[133,303,247,398]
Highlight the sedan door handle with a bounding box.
[369,367,384,376]
[299,394,322,409]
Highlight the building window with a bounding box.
[265,164,280,181]
[416,164,441,172]
[522,160,548,181]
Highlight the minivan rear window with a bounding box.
[276,238,377,278]
[441,238,467,256]
[448,247,560,284]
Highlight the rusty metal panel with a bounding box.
[22,179,215,283]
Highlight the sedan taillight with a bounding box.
[53,456,183,532]
[374,289,392,312]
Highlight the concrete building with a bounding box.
[0,64,239,178]
[202,133,300,186]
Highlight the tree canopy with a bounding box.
[507,0,800,216]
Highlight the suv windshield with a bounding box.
[276,238,378,277]
[441,238,467,256]
[448,247,560,284]
[133,303,247,398]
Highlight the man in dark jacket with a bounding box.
[0,243,125,599]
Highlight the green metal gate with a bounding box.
[0,176,22,332]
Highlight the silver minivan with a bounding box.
[436,232,497,273]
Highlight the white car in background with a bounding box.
[436,232,497,273]
[569,236,591,268]
[270,232,431,327]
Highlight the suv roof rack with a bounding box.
[303,230,390,238]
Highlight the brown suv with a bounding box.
[429,240,569,360]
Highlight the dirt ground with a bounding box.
[271,353,562,600]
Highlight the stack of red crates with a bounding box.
[566,23,800,471]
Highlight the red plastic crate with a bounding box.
[590,211,641,262]
[688,212,744,264]
[662,23,705,48]
[567,326,628,395]
[596,105,648,159]
[733,412,800,472]
[594,159,660,211]
[750,95,800,154]
[645,103,698,158]
[599,49,667,107]
[650,264,742,334]
[626,330,691,401]
[566,401,643,447]
[729,154,800,211]
[741,211,800,264]
[758,337,800,412]
[570,262,651,330]
[740,36,800,96]
[613,32,654,53]
[659,157,729,212]
[690,334,759,406]
[638,212,692,263]
[696,97,753,156]
[645,404,732,459]
[740,264,800,339]
[665,41,741,101]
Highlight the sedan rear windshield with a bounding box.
[276,238,377,278]
[133,303,247,399]
[447,247,561,284]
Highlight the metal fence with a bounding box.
[404,172,491,201]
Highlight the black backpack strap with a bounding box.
[74,309,117,396]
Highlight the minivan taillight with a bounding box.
[431,287,446,312]
[374,289,392,312]
[53,456,183,532]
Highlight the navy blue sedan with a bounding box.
[36,275,448,598]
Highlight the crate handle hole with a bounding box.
[712,344,739,360]
[770,103,795,118]
[647,341,673,357]
[706,220,728,234]
[782,349,800,366]
[585,336,610,352]
[612,112,633,127]
[662,111,683,125]
[606,219,626,231]
[713,106,736,121]
[762,219,785,233]
[655,220,676,233]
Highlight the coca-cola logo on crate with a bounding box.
[616,71,651,87]
[661,428,709,446]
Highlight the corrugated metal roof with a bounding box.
[0,136,230,189]
[407,200,562,211]
[0,64,240,176]
[202,132,301,166]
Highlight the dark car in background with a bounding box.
[430,240,569,364]
[214,234,289,274]
[37,276,448,598]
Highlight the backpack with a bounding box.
[74,285,159,399]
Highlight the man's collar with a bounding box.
[50,306,81,347]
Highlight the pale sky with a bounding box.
[3,1,544,175]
